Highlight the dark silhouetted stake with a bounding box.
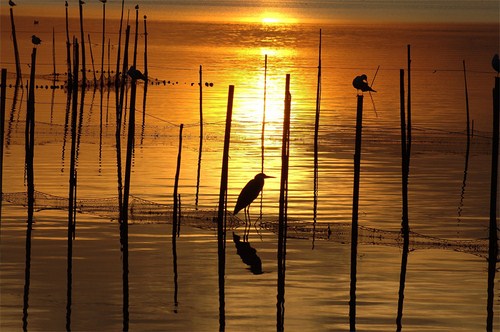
[87,34,97,85]
[217,85,234,332]
[173,124,183,309]
[79,0,87,86]
[115,0,125,87]
[195,65,203,209]
[486,76,499,332]
[0,68,6,224]
[9,6,21,84]
[64,0,72,87]
[100,0,106,87]
[277,74,291,332]
[396,69,410,332]
[312,29,322,249]
[350,92,364,332]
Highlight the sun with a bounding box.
[259,12,297,24]
[261,16,280,24]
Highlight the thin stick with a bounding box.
[0,68,6,225]
[217,85,234,331]
[406,45,412,160]
[463,60,471,140]
[79,1,87,86]
[260,54,267,220]
[100,0,106,88]
[87,34,97,86]
[196,65,203,209]
[65,1,72,87]
[115,0,125,87]
[9,8,22,85]
[66,38,79,331]
[486,77,499,332]
[396,69,409,331]
[312,29,322,249]
[143,15,148,80]
[277,74,291,331]
[172,124,183,308]
[349,93,364,331]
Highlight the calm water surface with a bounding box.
[0,12,498,331]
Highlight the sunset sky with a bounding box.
[3,0,499,24]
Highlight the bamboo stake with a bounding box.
[312,29,322,249]
[259,54,267,220]
[277,74,291,332]
[79,1,87,86]
[349,93,364,331]
[66,38,79,331]
[396,69,410,331]
[87,34,97,86]
[172,124,183,308]
[115,0,125,87]
[406,45,412,161]
[196,65,203,209]
[486,77,499,332]
[65,0,72,87]
[463,60,471,140]
[100,0,106,88]
[217,85,234,332]
[0,69,6,226]
[23,46,37,332]
[9,8,22,85]
[143,15,148,80]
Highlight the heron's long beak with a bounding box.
[264,175,275,178]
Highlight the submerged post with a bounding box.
[79,0,87,86]
[312,29,322,248]
[172,124,183,308]
[217,85,234,331]
[196,65,203,208]
[349,93,364,331]
[486,76,499,332]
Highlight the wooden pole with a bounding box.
[143,15,148,80]
[115,0,125,87]
[277,74,291,332]
[217,85,234,332]
[260,54,267,220]
[0,68,6,225]
[312,29,322,249]
[463,60,471,140]
[79,1,87,86]
[396,69,410,331]
[23,46,37,332]
[196,65,203,209]
[349,93,364,331]
[87,34,97,86]
[172,124,183,308]
[9,8,22,85]
[100,0,106,88]
[406,45,412,160]
[65,1,72,87]
[486,76,499,332]
[66,38,79,331]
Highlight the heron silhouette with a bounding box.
[234,173,274,239]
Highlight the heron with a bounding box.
[234,173,274,239]
[493,54,499,74]
[31,35,42,46]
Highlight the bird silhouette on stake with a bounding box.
[127,66,147,81]
[234,173,274,240]
[31,35,42,46]
[9,0,16,7]
[493,54,499,75]
[353,66,379,117]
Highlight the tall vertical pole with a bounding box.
[349,94,364,331]
[79,0,87,86]
[0,68,7,225]
[9,8,22,85]
[217,85,234,332]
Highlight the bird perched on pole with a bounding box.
[127,66,147,81]
[31,35,42,46]
[234,173,274,238]
[353,74,376,95]
[9,0,16,7]
[493,54,499,74]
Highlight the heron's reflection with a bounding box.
[232,232,262,275]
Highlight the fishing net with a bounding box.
[2,190,492,258]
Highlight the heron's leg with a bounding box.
[244,206,250,242]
